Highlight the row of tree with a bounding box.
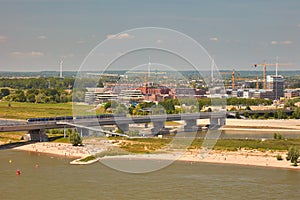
[0,77,98,90]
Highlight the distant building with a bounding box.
[96,92,118,103]
[118,90,144,103]
[136,85,172,101]
[174,88,206,98]
[267,75,284,100]
[84,88,118,104]
[85,88,105,104]
[284,90,299,99]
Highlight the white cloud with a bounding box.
[0,35,8,42]
[106,33,134,40]
[37,35,47,40]
[271,41,278,45]
[76,40,85,44]
[209,37,219,41]
[281,40,292,45]
[11,51,44,57]
[30,51,44,56]
[270,40,292,45]
[62,53,75,58]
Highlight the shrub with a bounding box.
[274,133,283,140]
[235,112,240,119]
[286,146,299,166]
[276,154,283,161]
[69,132,82,146]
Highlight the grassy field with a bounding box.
[0,131,25,144]
[0,101,93,120]
[116,138,300,153]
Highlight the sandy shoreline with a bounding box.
[14,142,90,158]
[9,119,300,169]
[12,142,300,170]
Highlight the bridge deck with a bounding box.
[0,112,226,132]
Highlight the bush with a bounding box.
[235,111,240,119]
[286,146,299,166]
[274,133,283,140]
[69,132,82,146]
[276,154,283,161]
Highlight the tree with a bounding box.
[114,104,127,115]
[14,90,26,102]
[235,111,240,119]
[69,131,82,146]
[287,146,299,166]
[0,88,10,99]
[27,93,36,103]
[253,113,259,119]
[158,99,176,114]
[292,107,300,119]
[128,105,136,115]
[264,112,269,119]
[97,79,104,87]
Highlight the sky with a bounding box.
[0,0,299,72]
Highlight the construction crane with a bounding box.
[253,57,292,89]
[220,69,240,90]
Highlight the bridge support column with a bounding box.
[209,116,226,130]
[219,117,226,126]
[27,129,48,142]
[184,119,199,132]
[209,116,219,130]
[117,123,129,133]
[151,121,165,134]
[76,128,89,137]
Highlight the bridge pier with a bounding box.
[117,123,129,133]
[76,128,90,137]
[219,117,226,126]
[26,129,48,142]
[209,116,226,130]
[184,119,199,132]
[151,121,165,134]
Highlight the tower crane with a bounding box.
[253,57,292,89]
[220,69,240,90]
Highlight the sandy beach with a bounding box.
[199,118,300,131]
[14,142,90,158]
[11,119,300,169]
[12,141,300,170]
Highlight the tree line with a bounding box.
[0,77,100,103]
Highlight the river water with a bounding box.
[0,150,299,200]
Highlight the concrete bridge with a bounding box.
[0,111,226,141]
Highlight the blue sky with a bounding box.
[0,0,299,71]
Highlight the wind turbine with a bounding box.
[59,60,63,78]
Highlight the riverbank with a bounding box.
[12,141,300,170]
[8,118,300,168]
[199,118,300,131]
[14,142,91,158]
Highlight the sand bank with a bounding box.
[13,142,300,170]
[100,149,299,170]
[14,142,90,158]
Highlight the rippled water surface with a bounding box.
[1,150,300,199]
